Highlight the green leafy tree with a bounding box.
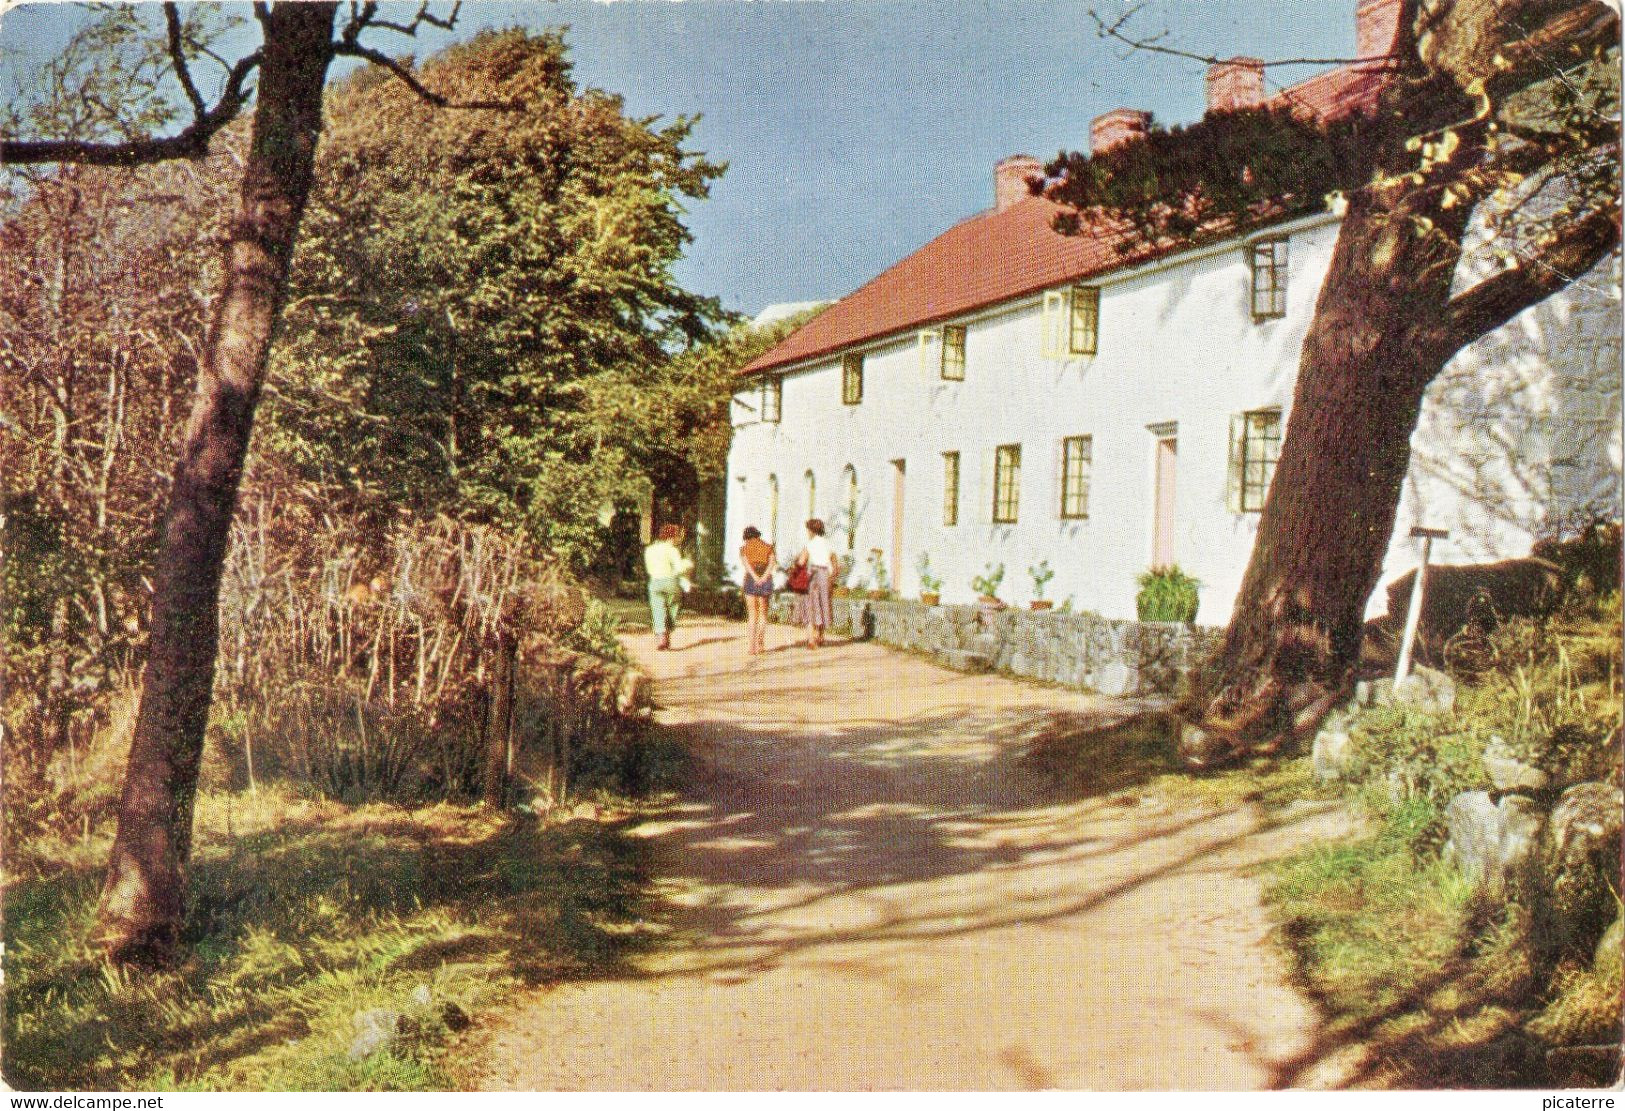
[1048,0,1619,763]
[264,30,726,569]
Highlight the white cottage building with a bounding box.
[726,0,1621,624]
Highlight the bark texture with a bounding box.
[1181,0,1620,764]
[95,3,338,963]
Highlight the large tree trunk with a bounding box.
[1180,182,1473,766]
[95,3,338,964]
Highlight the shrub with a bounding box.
[1136,565,1200,623]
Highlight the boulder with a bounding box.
[1392,666,1456,714]
[1444,791,1501,884]
[1495,794,1547,898]
[1312,728,1354,783]
[1445,791,1550,897]
[348,1008,403,1060]
[939,649,993,673]
[1088,659,1137,698]
[1482,734,1550,794]
[1545,782,1624,956]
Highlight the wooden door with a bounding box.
[890,459,906,590]
[1152,436,1177,569]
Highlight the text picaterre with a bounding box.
[1544,1099,1616,1110]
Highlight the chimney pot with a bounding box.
[994,154,1044,212]
[1090,109,1152,156]
[1205,57,1266,114]
[1355,0,1403,68]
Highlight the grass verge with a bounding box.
[3,784,665,1091]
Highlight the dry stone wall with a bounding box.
[772,596,1222,697]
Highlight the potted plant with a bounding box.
[1136,565,1201,623]
[917,552,943,605]
[865,548,892,600]
[971,562,1005,608]
[1028,560,1055,610]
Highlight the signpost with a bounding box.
[1395,526,1450,683]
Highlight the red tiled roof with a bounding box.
[740,197,1145,376]
[740,62,1388,378]
[1275,65,1386,122]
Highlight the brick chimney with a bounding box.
[1355,0,1403,68]
[994,154,1043,212]
[1090,109,1151,156]
[1205,57,1266,114]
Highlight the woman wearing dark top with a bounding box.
[740,526,775,656]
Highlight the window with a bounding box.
[942,451,960,526]
[761,377,781,423]
[842,352,864,404]
[1041,286,1100,357]
[993,444,1021,524]
[1228,408,1282,512]
[1060,435,1092,519]
[1250,238,1289,321]
[940,324,966,380]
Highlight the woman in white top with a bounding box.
[644,523,694,650]
[792,518,839,648]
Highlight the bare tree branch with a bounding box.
[163,3,208,119]
[1,51,261,166]
[331,44,520,111]
[1088,6,1401,71]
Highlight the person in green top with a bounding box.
[644,524,694,650]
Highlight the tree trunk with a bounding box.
[1180,183,1472,765]
[480,635,517,809]
[95,3,337,964]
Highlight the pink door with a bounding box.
[890,459,906,590]
[1152,436,1177,569]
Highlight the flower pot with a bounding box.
[977,595,1005,610]
[832,586,850,598]
[1029,600,1054,612]
[920,592,940,606]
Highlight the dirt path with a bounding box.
[475,617,1354,1090]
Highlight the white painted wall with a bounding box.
[727,214,1621,626]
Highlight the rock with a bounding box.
[1089,659,1137,697]
[1312,729,1354,783]
[1495,794,1547,897]
[1177,722,1236,769]
[410,984,433,1008]
[348,1008,403,1060]
[1546,782,1624,956]
[1482,734,1550,794]
[1444,791,1501,884]
[1392,666,1455,714]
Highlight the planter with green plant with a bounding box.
[1136,565,1200,623]
[864,548,893,599]
[1028,560,1055,611]
[971,562,1005,608]
[917,553,943,605]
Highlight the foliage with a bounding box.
[1136,565,1200,623]
[263,30,727,571]
[971,562,1005,599]
[3,787,655,1090]
[1263,592,1623,1086]
[1028,559,1054,599]
[1045,104,1400,246]
[916,552,943,596]
[562,598,630,664]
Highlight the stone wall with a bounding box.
[772,595,1222,697]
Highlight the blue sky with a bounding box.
[0,0,1355,315]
